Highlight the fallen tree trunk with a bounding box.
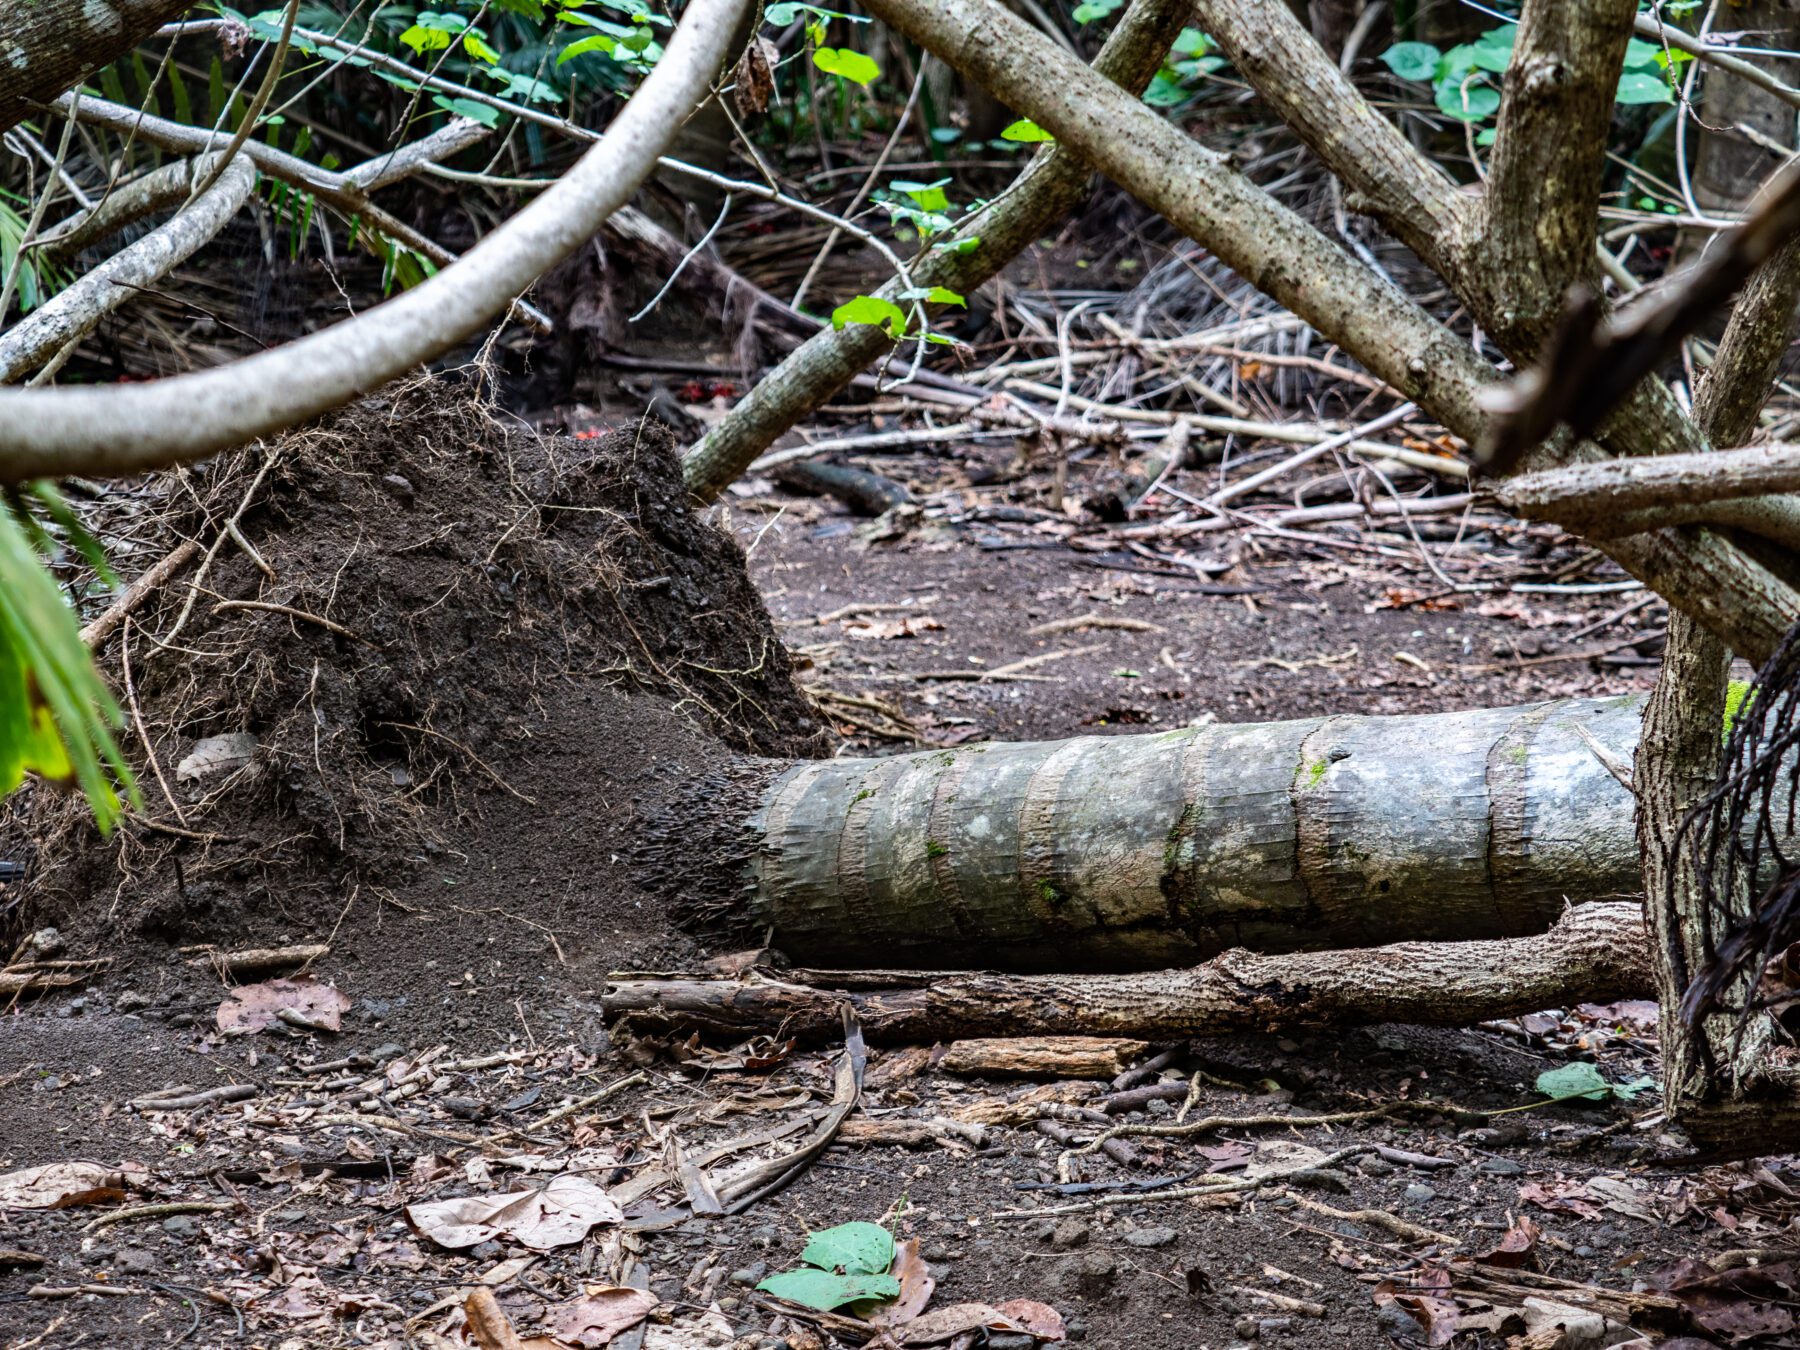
[607,901,1650,1043]
[659,694,1647,968]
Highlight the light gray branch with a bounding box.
[0,0,749,480]
[0,154,257,384]
[1497,443,1800,519]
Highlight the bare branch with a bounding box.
[683,0,1192,502]
[0,154,258,384]
[1497,443,1800,521]
[0,0,750,480]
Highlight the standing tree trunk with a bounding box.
[1692,0,1800,216]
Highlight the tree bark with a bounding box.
[607,901,1651,1043]
[664,695,1662,969]
[1692,0,1800,215]
[0,0,195,138]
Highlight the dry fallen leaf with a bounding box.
[175,731,258,782]
[844,616,943,640]
[216,976,351,1034]
[866,1239,935,1327]
[0,1161,133,1209]
[898,1303,1026,1345]
[407,1174,623,1251]
[994,1300,1065,1340]
[547,1288,658,1347]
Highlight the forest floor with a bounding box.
[0,233,1790,1346]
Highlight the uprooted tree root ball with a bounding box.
[2,376,829,951]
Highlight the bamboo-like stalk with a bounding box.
[669,695,1658,969]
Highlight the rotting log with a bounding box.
[606,901,1650,1043]
[654,695,1652,969]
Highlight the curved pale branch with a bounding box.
[38,159,197,260]
[0,0,747,480]
[1498,444,1800,521]
[0,154,257,384]
[43,96,547,329]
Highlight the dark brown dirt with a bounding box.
[2,380,827,1041]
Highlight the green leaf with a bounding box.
[1171,27,1210,57]
[1071,0,1124,23]
[756,1269,900,1311]
[800,1221,895,1276]
[1621,37,1666,70]
[1615,70,1675,104]
[765,1,866,25]
[831,295,907,337]
[558,34,617,63]
[892,178,952,212]
[1142,71,1188,107]
[940,235,981,255]
[1535,1062,1610,1103]
[462,32,500,63]
[1381,41,1441,82]
[898,285,966,307]
[1000,118,1054,143]
[400,23,454,51]
[1435,80,1500,122]
[1467,27,1514,73]
[433,95,502,125]
[812,47,880,86]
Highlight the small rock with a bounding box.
[1376,1303,1420,1339]
[1258,1317,1292,1336]
[651,1278,681,1302]
[1403,1184,1437,1206]
[168,1012,195,1029]
[1233,1314,1261,1340]
[1290,1168,1352,1195]
[1358,1156,1395,1177]
[1147,1098,1174,1118]
[113,1248,157,1276]
[470,1241,503,1261]
[1122,1226,1177,1249]
[921,1239,953,1261]
[1064,1318,1088,1343]
[1480,1158,1523,1176]
[440,1096,489,1121]
[382,474,416,499]
[1051,1218,1090,1251]
[729,1263,767,1287]
[1055,1250,1117,1300]
[160,1216,197,1238]
[27,928,64,958]
[987,1336,1034,1350]
[115,990,151,1014]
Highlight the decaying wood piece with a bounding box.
[938,1037,1151,1079]
[606,901,1650,1043]
[666,695,1653,968]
